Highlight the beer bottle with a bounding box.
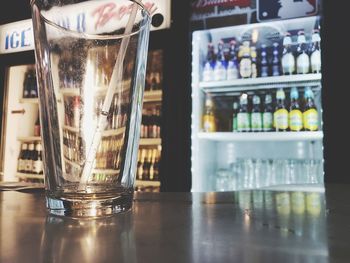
[72,96,80,128]
[34,113,41,137]
[32,142,43,175]
[289,87,303,132]
[296,31,310,74]
[274,88,289,131]
[202,42,215,82]
[237,93,250,132]
[214,40,227,81]
[251,95,263,132]
[232,101,239,132]
[262,93,273,132]
[25,143,35,173]
[309,29,321,73]
[137,150,143,180]
[271,42,281,76]
[239,41,252,78]
[303,87,318,131]
[226,40,239,80]
[251,46,258,78]
[142,149,151,180]
[259,44,269,77]
[202,94,216,132]
[281,32,296,75]
[17,143,28,173]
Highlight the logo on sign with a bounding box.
[257,0,318,22]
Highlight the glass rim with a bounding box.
[30,0,151,40]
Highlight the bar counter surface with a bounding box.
[0,184,349,263]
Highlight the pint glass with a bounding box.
[31,0,151,217]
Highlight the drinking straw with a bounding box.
[78,1,139,190]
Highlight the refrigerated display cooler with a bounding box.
[191,16,324,192]
[0,0,173,192]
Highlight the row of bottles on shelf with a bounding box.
[23,68,38,98]
[136,148,161,181]
[63,130,124,170]
[202,86,319,132]
[64,94,129,130]
[17,142,43,175]
[202,29,321,82]
[57,48,163,91]
[215,158,323,192]
[145,49,163,91]
[236,190,323,219]
[141,106,161,138]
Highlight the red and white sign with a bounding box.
[0,0,171,54]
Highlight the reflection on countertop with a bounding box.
[1,184,349,263]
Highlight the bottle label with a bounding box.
[232,117,238,132]
[274,109,289,130]
[32,160,43,174]
[289,109,303,131]
[311,50,321,73]
[226,62,239,80]
[303,109,318,131]
[291,192,306,215]
[240,58,252,78]
[25,160,33,172]
[237,113,250,131]
[251,112,262,131]
[263,112,273,131]
[18,159,25,172]
[203,62,214,82]
[282,53,295,74]
[272,65,280,76]
[214,61,227,81]
[203,115,216,132]
[297,53,310,74]
[260,66,269,77]
[251,63,257,78]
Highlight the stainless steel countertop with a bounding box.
[0,184,349,263]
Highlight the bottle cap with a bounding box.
[283,33,292,46]
[253,95,261,104]
[276,89,286,100]
[240,93,248,104]
[304,87,314,99]
[265,94,272,104]
[290,87,299,99]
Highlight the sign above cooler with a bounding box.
[0,0,171,54]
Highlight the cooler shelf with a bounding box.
[199,73,322,93]
[135,180,160,187]
[197,131,323,142]
[17,136,41,142]
[19,98,39,104]
[16,172,44,180]
[144,90,162,102]
[62,126,126,137]
[139,138,161,146]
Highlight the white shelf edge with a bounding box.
[135,180,160,187]
[139,138,161,146]
[16,172,44,180]
[62,126,126,137]
[17,136,41,141]
[63,157,120,174]
[144,90,162,102]
[199,73,322,91]
[19,98,39,104]
[197,131,323,142]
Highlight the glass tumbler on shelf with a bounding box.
[31,0,151,217]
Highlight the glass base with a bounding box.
[46,193,133,218]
